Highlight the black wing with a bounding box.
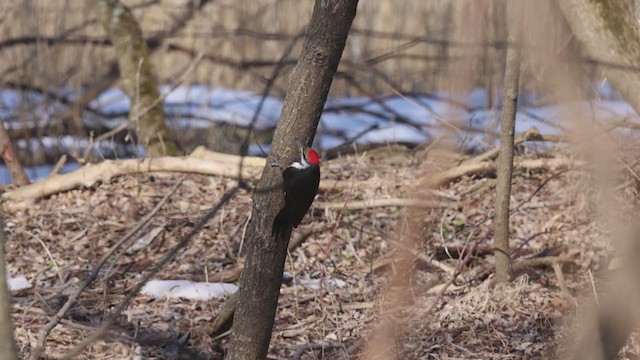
[282,165,320,228]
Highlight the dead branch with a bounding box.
[4,151,583,202]
[317,198,460,210]
[426,157,584,188]
[292,342,346,360]
[2,147,370,201]
[465,126,542,165]
[0,154,318,201]
[209,293,240,336]
[511,255,572,273]
[4,156,260,201]
[512,256,572,294]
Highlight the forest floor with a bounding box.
[3,144,637,359]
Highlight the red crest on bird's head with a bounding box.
[304,148,320,166]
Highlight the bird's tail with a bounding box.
[272,208,290,239]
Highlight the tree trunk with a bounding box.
[558,0,640,116]
[95,0,178,157]
[494,0,523,284]
[0,216,18,360]
[556,2,640,358]
[0,122,29,186]
[226,1,358,359]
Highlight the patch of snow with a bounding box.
[141,279,238,300]
[3,83,640,183]
[90,88,130,114]
[7,275,30,291]
[301,278,347,290]
[358,124,428,144]
[0,162,81,184]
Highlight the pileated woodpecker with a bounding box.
[272,143,320,237]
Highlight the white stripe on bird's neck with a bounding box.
[290,158,309,169]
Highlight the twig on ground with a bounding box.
[463,127,543,164]
[317,198,460,210]
[510,255,572,273]
[209,292,240,336]
[427,157,584,188]
[388,239,455,276]
[292,342,347,360]
[552,261,570,295]
[317,153,366,311]
[510,170,569,215]
[27,232,65,284]
[60,185,242,359]
[423,239,480,315]
[588,269,599,308]
[28,180,182,360]
[481,255,574,291]
[433,245,495,260]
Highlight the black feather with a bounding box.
[272,164,320,238]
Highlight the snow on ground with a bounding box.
[1,83,639,183]
[3,146,629,359]
[141,280,238,300]
[7,275,30,291]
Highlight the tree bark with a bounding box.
[556,2,640,357]
[0,121,29,186]
[0,216,18,360]
[95,0,178,156]
[226,1,358,359]
[558,0,640,116]
[493,1,523,284]
[561,240,640,360]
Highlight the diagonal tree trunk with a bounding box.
[95,0,178,156]
[556,2,640,358]
[558,0,640,116]
[226,1,359,359]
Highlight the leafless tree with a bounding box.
[494,1,523,283]
[556,1,640,358]
[559,0,640,115]
[227,1,359,359]
[95,0,178,156]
